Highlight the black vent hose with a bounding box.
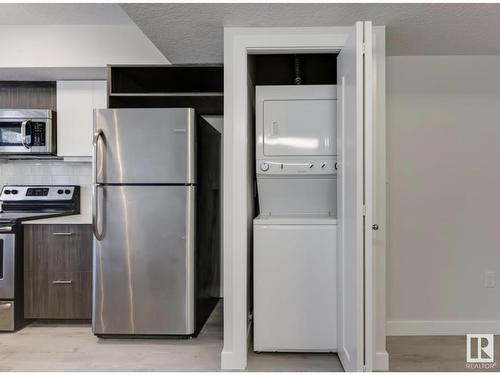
[294,54,302,85]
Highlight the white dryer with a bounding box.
[253,85,337,352]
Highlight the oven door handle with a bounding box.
[0,302,12,310]
[0,226,13,232]
[21,120,32,149]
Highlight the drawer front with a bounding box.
[24,224,92,273]
[47,225,93,273]
[48,272,92,319]
[0,300,14,331]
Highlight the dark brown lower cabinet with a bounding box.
[24,224,93,319]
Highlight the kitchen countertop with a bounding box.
[22,213,92,225]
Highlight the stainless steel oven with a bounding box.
[0,225,16,331]
[0,109,56,155]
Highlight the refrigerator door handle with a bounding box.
[93,129,104,183]
[93,129,105,241]
[93,184,104,241]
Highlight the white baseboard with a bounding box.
[374,350,389,371]
[220,318,253,370]
[221,349,247,370]
[387,320,500,336]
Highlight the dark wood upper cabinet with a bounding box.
[0,81,56,110]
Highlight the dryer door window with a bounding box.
[263,99,336,156]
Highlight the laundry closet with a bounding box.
[223,23,386,372]
[248,53,338,352]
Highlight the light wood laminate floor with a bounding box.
[388,335,500,372]
[0,302,342,372]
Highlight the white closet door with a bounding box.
[337,21,374,372]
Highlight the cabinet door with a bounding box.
[24,224,93,319]
[56,80,107,157]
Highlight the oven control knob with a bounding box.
[64,189,71,195]
[57,189,63,195]
[11,190,18,195]
[260,162,269,172]
[4,190,10,195]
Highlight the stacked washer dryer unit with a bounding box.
[253,85,338,352]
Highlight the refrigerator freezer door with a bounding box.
[94,108,196,184]
[93,185,195,335]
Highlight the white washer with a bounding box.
[253,214,337,352]
[253,85,337,352]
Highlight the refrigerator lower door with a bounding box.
[93,185,195,335]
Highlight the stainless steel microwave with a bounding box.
[0,109,56,155]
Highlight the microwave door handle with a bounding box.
[21,120,31,149]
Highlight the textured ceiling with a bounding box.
[121,3,500,63]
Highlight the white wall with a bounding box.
[0,24,167,68]
[0,4,167,72]
[387,56,500,335]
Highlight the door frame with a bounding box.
[222,26,387,371]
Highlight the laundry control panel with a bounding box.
[257,158,336,175]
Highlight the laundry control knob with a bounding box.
[4,190,10,195]
[11,190,18,195]
[309,163,314,168]
[260,163,269,172]
[321,163,326,168]
[57,189,63,195]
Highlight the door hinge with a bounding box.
[362,205,366,216]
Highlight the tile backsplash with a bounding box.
[0,161,91,186]
[0,161,92,215]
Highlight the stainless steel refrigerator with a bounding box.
[92,108,199,336]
